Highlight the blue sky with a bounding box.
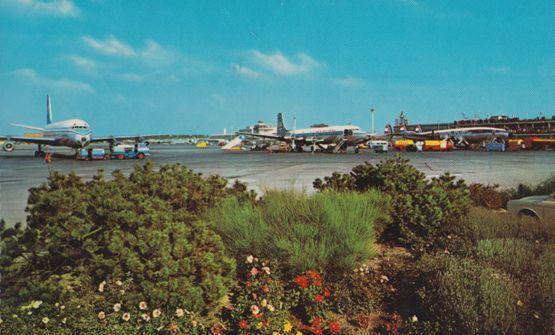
[0,0,553,136]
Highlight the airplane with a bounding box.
[0,95,149,157]
[394,125,509,147]
[238,113,371,153]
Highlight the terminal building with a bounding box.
[394,112,555,139]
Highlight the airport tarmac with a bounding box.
[1,144,554,225]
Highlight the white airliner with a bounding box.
[395,124,509,145]
[1,95,147,156]
[239,113,371,153]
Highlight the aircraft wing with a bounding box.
[0,135,58,145]
[237,132,290,142]
[90,135,149,143]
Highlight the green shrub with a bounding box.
[208,190,388,276]
[417,254,521,335]
[0,162,248,315]
[476,238,539,280]
[314,157,470,252]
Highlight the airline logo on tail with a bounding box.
[277,113,288,136]
[47,95,53,125]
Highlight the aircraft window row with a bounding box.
[72,126,88,129]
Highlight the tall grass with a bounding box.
[206,190,389,275]
[466,207,554,243]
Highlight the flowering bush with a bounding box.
[225,256,300,334]
[291,271,341,335]
[0,277,213,334]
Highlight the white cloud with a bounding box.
[116,72,145,82]
[250,50,323,76]
[3,0,80,17]
[141,39,175,65]
[82,35,136,57]
[210,93,225,106]
[232,64,262,78]
[67,55,98,71]
[13,68,94,92]
[333,76,364,87]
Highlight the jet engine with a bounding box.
[2,141,15,152]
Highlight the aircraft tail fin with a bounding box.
[46,95,53,125]
[277,113,288,136]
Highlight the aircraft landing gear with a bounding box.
[354,146,360,154]
[34,144,45,157]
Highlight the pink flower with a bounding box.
[250,267,259,277]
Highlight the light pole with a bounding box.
[371,107,375,134]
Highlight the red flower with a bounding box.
[311,317,322,327]
[262,285,269,293]
[312,327,323,335]
[314,294,324,303]
[323,289,330,297]
[246,281,252,287]
[294,275,309,289]
[306,270,322,281]
[329,321,341,333]
[239,320,248,329]
[313,280,322,287]
[262,320,269,327]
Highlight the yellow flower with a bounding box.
[141,313,151,322]
[113,303,121,312]
[175,308,185,318]
[283,320,293,332]
[42,317,49,324]
[152,309,162,318]
[122,312,131,322]
[268,304,275,312]
[97,311,106,320]
[115,280,123,286]
[273,332,281,335]
[191,320,198,327]
[139,301,148,310]
[98,281,106,292]
[296,332,302,335]
[261,299,268,307]
[256,322,263,329]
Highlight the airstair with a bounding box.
[222,136,243,150]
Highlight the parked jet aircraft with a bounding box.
[239,113,371,153]
[0,95,148,156]
[397,125,509,146]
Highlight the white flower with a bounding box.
[115,280,123,286]
[62,317,67,324]
[139,301,148,310]
[98,311,106,320]
[191,320,198,327]
[250,305,260,315]
[113,303,121,312]
[152,309,162,318]
[175,308,185,318]
[267,304,275,312]
[380,275,389,283]
[411,315,418,322]
[517,300,524,307]
[246,255,254,263]
[60,305,65,310]
[261,299,268,307]
[98,281,106,292]
[119,289,126,295]
[122,312,131,321]
[262,266,271,275]
[141,313,151,322]
[0,317,3,325]
[42,317,49,324]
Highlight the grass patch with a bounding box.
[207,190,388,276]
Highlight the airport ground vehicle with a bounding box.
[369,140,388,153]
[111,143,151,159]
[486,142,506,152]
[423,140,454,151]
[76,148,108,160]
[507,194,555,223]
